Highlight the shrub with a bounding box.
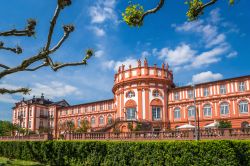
[218,120,232,128]
[0,140,249,165]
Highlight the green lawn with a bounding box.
[0,157,44,166]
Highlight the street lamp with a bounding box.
[192,84,200,141]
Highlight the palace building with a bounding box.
[12,59,250,136]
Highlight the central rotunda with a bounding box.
[112,59,174,131]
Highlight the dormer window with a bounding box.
[127,91,135,98]
[203,87,209,97]
[174,92,179,100]
[220,85,226,94]
[187,90,193,99]
[239,82,245,92]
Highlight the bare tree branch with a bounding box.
[24,63,48,71]
[201,0,218,9]
[0,52,47,79]
[0,42,22,54]
[193,0,218,18]
[44,5,61,51]
[0,88,30,95]
[0,64,10,69]
[0,0,93,95]
[0,19,36,37]
[139,0,165,24]
[49,25,74,54]
[49,49,93,71]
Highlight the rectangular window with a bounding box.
[239,102,248,113]
[39,120,43,127]
[239,82,245,92]
[29,109,32,116]
[203,88,209,97]
[126,108,136,120]
[174,92,179,100]
[187,90,193,99]
[100,105,103,111]
[174,109,181,119]
[220,85,226,94]
[40,110,44,116]
[188,107,195,117]
[108,104,112,110]
[152,107,161,120]
[92,106,95,111]
[220,104,229,115]
[203,106,212,116]
[28,121,31,128]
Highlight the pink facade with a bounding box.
[12,60,250,136]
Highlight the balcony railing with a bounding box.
[66,128,250,140]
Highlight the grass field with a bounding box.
[0,157,44,166]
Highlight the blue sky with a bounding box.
[0,0,249,120]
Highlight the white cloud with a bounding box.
[141,51,151,59]
[0,94,18,103]
[102,58,138,72]
[95,50,104,58]
[29,81,79,99]
[192,71,223,84]
[206,34,226,48]
[89,0,117,24]
[90,26,106,37]
[102,60,115,70]
[156,44,196,66]
[208,8,222,24]
[188,46,228,68]
[173,9,230,49]
[227,51,238,58]
[153,43,228,71]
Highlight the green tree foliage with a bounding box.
[123,0,236,27]
[0,121,17,136]
[76,120,90,133]
[122,3,144,27]
[218,120,232,129]
[0,140,249,165]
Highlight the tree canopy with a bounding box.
[0,0,93,95]
[122,0,235,27]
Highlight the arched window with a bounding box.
[84,117,88,123]
[127,91,135,98]
[239,101,248,113]
[126,108,136,120]
[91,117,95,126]
[153,89,160,97]
[99,116,104,125]
[220,102,229,115]
[203,104,212,116]
[188,106,195,118]
[174,108,181,119]
[241,121,249,128]
[152,106,161,120]
[107,115,113,124]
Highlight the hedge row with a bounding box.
[0,140,249,166]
